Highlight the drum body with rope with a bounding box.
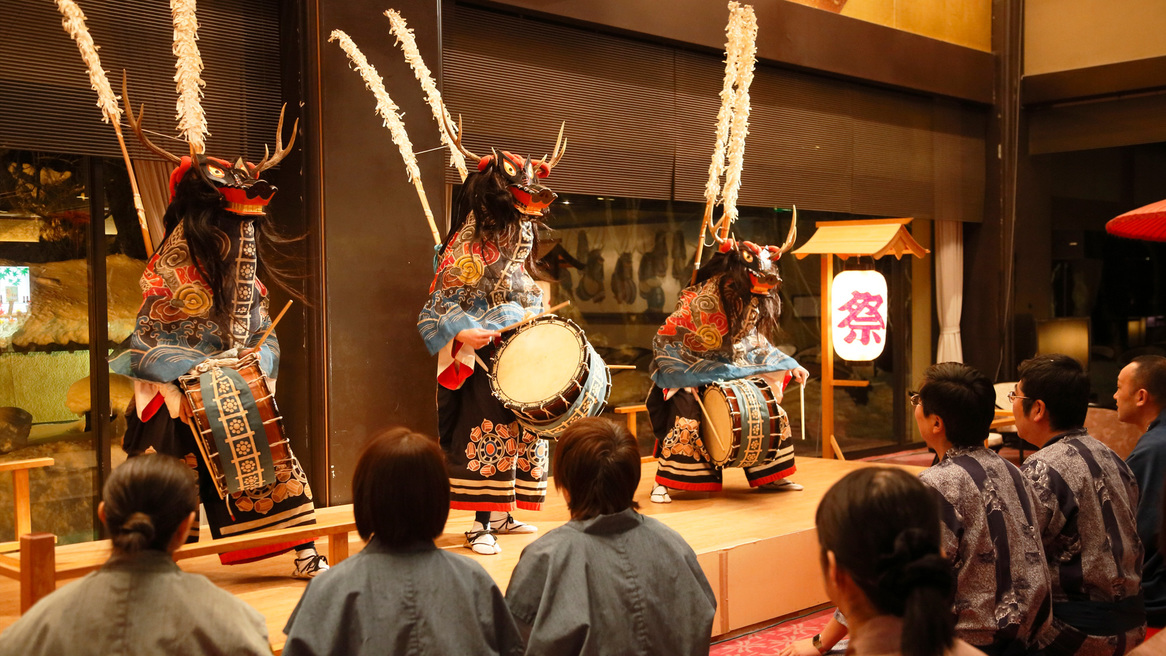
[178,352,292,499]
[700,377,791,468]
[490,316,611,439]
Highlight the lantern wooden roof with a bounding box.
[792,218,929,260]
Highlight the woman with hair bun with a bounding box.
[0,454,270,656]
[816,467,984,656]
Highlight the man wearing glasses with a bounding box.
[1014,354,1144,654]
[913,362,1051,656]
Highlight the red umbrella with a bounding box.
[1107,198,1166,242]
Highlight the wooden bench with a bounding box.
[0,458,54,554]
[0,503,356,613]
[614,404,648,440]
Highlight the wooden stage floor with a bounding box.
[0,456,920,650]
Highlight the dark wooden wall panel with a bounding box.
[478,0,994,104]
[443,4,676,199]
[309,0,445,504]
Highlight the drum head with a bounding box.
[701,387,733,464]
[496,320,585,405]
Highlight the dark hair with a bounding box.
[446,163,551,281]
[163,169,306,331]
[917,362,995,447]
[352,428,450,546]
[1017,354,1089,430]
[103,454,198,554]
[693,250,782,344]
[1131,355,1166,407]
[553,417,641,520]
[817,467,955,656]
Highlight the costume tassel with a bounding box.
[329,29,442,245]
[719,2,758,238]
[55,0,154,256]
[692,2,758,281]
[385,9,469,182]
[171,0,208,155]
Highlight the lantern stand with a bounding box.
[792,218,929,459]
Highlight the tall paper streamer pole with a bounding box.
[55,0,154,257]
[691,2,755,282]
[329,30,442,245]
[718,3,757,240]
[171,0,208,156]
[384,9,469,182]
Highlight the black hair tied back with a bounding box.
[873,528,955,656]
[114,511,157,554]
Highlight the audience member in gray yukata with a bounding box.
[506,417,716,656]
[1015,354,1145,655]
[0,454,271,656]
[282,428,524,656]
[914,362,1052,656]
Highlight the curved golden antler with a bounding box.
[775,205,798,257]
[249,104,299,177]
[541,121,567,171]
[122,71,182,165]
[441,113,481,163]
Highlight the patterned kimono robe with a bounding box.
[1021,429,1145,655]
[112,218,316,564]
[418,215,548,511]
[646,275,800,491]
[920,446,1053,655]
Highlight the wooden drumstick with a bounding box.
[473,352,490,371]
[692,390,725,451]
[499,301,571,333]
[250,300,293,354]
[606,364,636,370]
[799,381,806,441]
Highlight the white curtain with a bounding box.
[132,159,172,252]
[935,220,964,363]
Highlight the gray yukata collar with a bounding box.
[364,537,438,554]
[568,507,643,535]
[103,549,181,573]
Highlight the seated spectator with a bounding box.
[817,466,984,656]
[1130,487,1166,656]
[914,362,1052,655]
[505,417,715,655]
[0,454,271,656]
[282,428,523,656]
[1015,354,1145,654]
[1117,355,1166,628]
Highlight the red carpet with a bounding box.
[711,608,836,655]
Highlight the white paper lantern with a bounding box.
[831,270,888,361]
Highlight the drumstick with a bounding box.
[499,301,570,333]
[473,352,490,371]
[692,390,725,451]
[606,365,636,370]
[799,381,806,441]
[251,300,293,354]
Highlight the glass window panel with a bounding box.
[512,191,925,457]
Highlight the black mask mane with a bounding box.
[693,250,783,342]
[162,169,304,332]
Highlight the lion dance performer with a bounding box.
[418,123,566,555]
[110,110,326,578]
[647,233,808,504]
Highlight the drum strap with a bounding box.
[199,367,278,494]
[737,380,771,466]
